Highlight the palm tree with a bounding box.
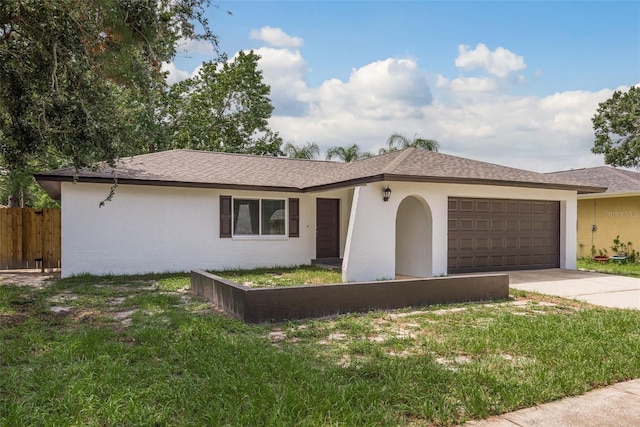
[325,144,373,162]
[379,132,440,154]
[282,142,320,159]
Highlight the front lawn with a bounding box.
[1,272,639,426]
[213,265,343,288]
[577,258,640,278]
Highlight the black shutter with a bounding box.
[289,198,299,238]
[220,196,232,238]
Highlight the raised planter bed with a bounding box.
[190,270,509,324]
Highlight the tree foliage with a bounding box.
[282,142,319,159]
[0,0,218,204]
[379,132,440,154]
[164,51,282,155]
[326,144,373,162]
[591,86,640,168]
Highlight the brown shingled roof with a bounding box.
[34,148,605,200]
[547,166,640,195]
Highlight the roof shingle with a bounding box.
[35,148,606,199]
[547,166,640,195]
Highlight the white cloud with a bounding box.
[172,36,623,172]
[250,26,303,48]
[455,43,526,78]
[450,77,498,92]
[161,62,191,85]
[307,58,432,120]
[176,38,217,55]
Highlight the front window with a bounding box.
[233,198,286,236]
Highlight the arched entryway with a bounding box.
[396,196,432,278]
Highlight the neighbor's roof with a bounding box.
[34,148,606,200]
[547,166,640,196]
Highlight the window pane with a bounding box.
[262,199,286,235]
[234,199,259,235]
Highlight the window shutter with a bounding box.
[289,198,299,238]
[220,196,232,238]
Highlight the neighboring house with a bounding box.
[547,166,640,258]
[35,148,603,280]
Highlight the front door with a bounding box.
[316,198,340,259]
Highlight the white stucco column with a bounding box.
[427,193,449,276]
[342,184,397,282]
[561,197,578,269]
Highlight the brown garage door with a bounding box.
[448,198,560,274]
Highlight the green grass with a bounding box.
[578,258,640,278]
[212,265,343,288]
[1,271,639,426]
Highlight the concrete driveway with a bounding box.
[507,269,640,309]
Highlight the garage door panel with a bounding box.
[476,200,490,212]
[504,255,518,267]
[505,237,518,249]
[505,202,519,213]
[520,221,532,231]
[476,238,490,250]
[460,200,474,211]
[491,201,505,212]
[460,238,474,250]
[491,219,504,231]
[448,197,560,273]
[476,219,490,231]
[506,220,519,231]
[519,202,532,214]
[460,219,474,231]
[532,237,546,248]
[533,220,546,231]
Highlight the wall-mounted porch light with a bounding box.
[383,186,392,202]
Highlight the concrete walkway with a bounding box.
[463,268,640,426]
[464,379,640,426]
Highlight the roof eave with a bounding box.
[381,174,607,193]
[578,190,640,200]
[33,174,304,195]
[34,170,607,200]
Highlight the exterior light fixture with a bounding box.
[383,186,391,202]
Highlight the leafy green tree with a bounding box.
[591,86,640,168]
[282,142,320,159]
[379,132,440,154]
[0,0,218,204]
[165,51,282,155]
[326,144,373,162]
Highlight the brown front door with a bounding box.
[316,198,340,258]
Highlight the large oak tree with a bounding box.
[0,0,218,205]
[163,51,282,156]
[592,86,640,168]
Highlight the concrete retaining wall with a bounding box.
[191,270,510,324]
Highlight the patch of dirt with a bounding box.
[110,309,137,327]
[0,272,60,288]
[436,354,473,370]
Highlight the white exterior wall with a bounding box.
[342,181,578,282]
[60,180,577,280]
[60,182,350,277]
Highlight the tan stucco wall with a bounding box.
[577,196,640,258]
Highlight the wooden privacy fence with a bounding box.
[0,208,61,271]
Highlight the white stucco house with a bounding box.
[35,148,604,280]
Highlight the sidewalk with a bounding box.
[464,379,640,426]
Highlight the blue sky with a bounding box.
[167,1,640,172]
